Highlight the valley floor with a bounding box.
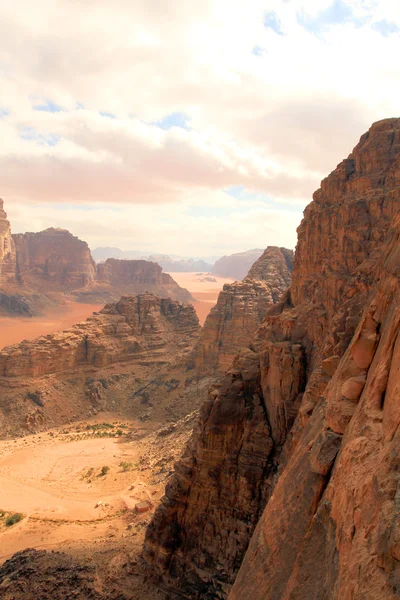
[0,412,194,599]
[0,301,103,350]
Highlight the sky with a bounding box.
[1,0,400,257]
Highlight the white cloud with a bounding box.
[0,0,399,254]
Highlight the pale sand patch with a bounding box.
[0,302,103,350]
[167,271,235,325]
[0,414,164,562]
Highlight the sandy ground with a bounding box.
[0,302,103,350]
[0,412,189,570]
[168,271,235,324]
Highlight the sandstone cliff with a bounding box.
[194,246,293,374]
[144,118,400,599]
[95,258,192,302]
[0,293,200,436]
[13,228,96,290]
[212,248,264,280]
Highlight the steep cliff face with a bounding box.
[143,118,400,598]
[0,199,16,285]
[13,228,96,290]
[212,248,264,279]
[231,203,400,600]
[194,247,294,374]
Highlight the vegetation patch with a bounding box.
[0,510,24,528]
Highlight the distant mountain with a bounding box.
[92,247,214,272]
[147,255,212,273]
[212,248,264,280]
[92,247,145,261]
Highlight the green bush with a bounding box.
[99,466,110,477]
[5,513,23,527]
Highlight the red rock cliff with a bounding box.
[194,247,293,374]
[143,118,400,599]
[13,228,96,290]
[96,258,192,302]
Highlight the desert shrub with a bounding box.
[5,513,23,527]
[99,466,110,477]
[119,461,133,471]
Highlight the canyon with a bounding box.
[1,118,400,600]
[143,117,400,599]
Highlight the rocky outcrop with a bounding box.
[96,258,192,302]
[0,294,199,378]
[194,247,294,374]
[0,209,193,314]
[143,118,400,599]
[0,549,128,600]
[246,246,293,283]
[13,228,96,290]
[0,293,201,437]
[0,199,16,286]
[212,249,264,280]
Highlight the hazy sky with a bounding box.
[1,0,399,256]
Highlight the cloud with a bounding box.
[0,0,399,254]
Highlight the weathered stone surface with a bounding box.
[96,257,192,302]
[194,247,293,374]
[144,118,400,599]
[0,293,199,378]
[231,209,400,600]
[13,228,96,289]
[0,293,202,437]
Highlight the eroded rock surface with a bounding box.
[194,247,293,374]
[0,293,201,436]
[144,118,400,599]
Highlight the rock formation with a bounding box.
[13,228,96,290]
[194,247,293,374]
[0,210,192,314]
[144,118,400,600]
[0,199,16,285]
[0,294,199,378]
[0,293,200,436]
[212,248,264,280]
[96,258,192,302]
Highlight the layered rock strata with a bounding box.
[144,118,400,599]
[0,294,199,378]
[96,258,192,302]
[194,246,293,374]
[13,228,96,289]
[0,293,201,437]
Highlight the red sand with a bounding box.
[168,272,235,325]
[0,302,103,350]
